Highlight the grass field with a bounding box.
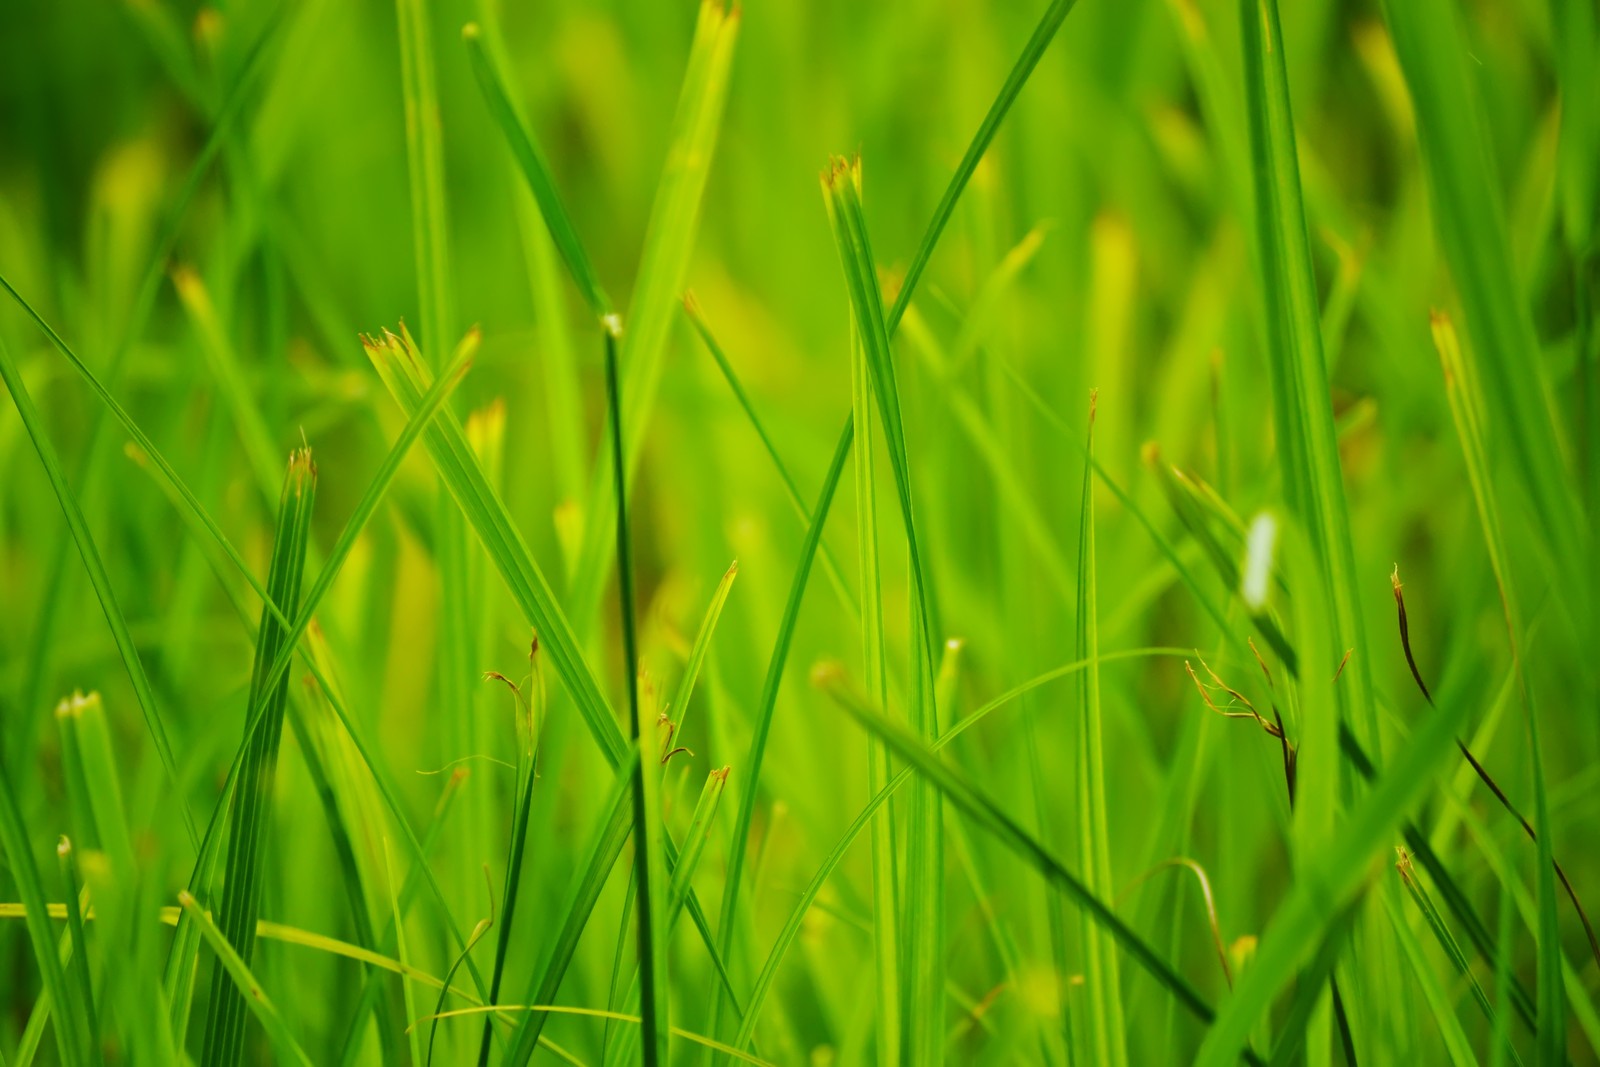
[1,0,1598,1062]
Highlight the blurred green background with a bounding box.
[1,0,1596,1062]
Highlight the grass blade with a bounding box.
[179,893,315,1067]
[199,448,316,1066]
[1073,395,1126,1067]
[605,321,671,1066]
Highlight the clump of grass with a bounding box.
[3,0,1599,1063]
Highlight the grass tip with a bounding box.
[57,835,71,857]
[1140,440,1162,466]
[462,21,481,41]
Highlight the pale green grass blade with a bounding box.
[1383,0,1584,570]
[178,893,315,1067]
[567,1,740,627]
[396,0,456,366]
[0,331,195,847]
[1432,312,1564,1065]
[385,839,425,1067]
[1073,396,1126,1067]
[850,317,900,1067]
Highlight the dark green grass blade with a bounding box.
[54,840,100,1067]
[604,323,671,1067]
[200,448,316,1067]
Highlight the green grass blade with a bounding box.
[669,559,740,746]
[851,313,901,1067]
[1238,0,1377,748]
[883,0,1080,331]
[605,323,671,1067]
[178,893,315,1067]
[1074,396,1126,1067]
[566,1,740,628]
[199,448,316,1067]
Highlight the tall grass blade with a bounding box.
[199,448,316,1066]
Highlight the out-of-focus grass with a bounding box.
[1,0,1597,1063]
